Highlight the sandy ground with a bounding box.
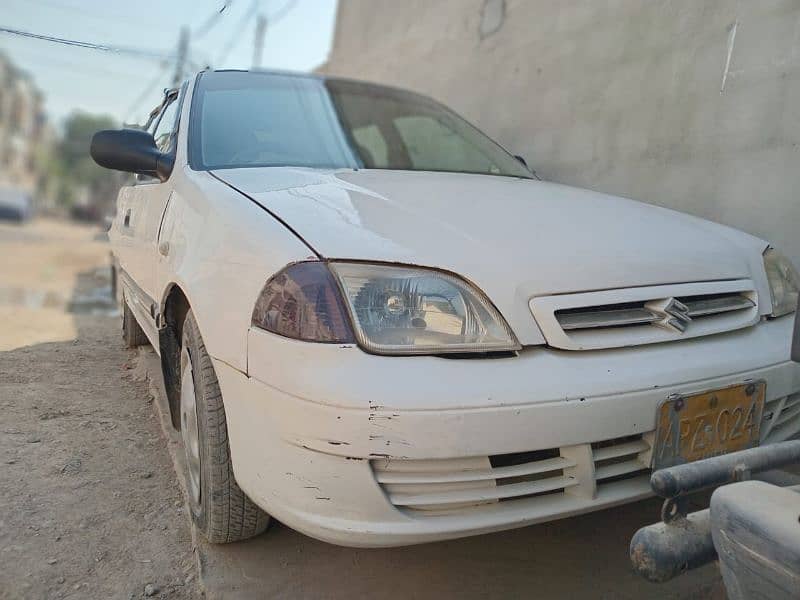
[0,219,111,351]
[0,219,200,600]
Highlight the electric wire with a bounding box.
[0,26,177,61]
[1,0,301,124]
[7,0,176,34]
[214,0,299,66]
[193,0,232,39]
[124,63,173,125]
[215,0,260,65]
[2,43,150,80]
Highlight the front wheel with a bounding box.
[180,309,270,543]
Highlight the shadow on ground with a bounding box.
[192,497,722,600]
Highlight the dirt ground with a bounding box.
[0,219,200,600]
[1,218,732,600]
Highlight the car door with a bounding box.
[124,88,183,330]
[112,178,138,291]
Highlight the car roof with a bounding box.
[201,68,424,99]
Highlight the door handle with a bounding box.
[158,241,170,256]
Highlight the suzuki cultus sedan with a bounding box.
[90,70,800,546]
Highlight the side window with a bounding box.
[151,96,180,153]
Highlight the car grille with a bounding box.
[529,280,760,350]
[372,399,795,517]
[371,434,651,515]
[762,392,800,443]
[592,436,651,483]
[556,293,755,332]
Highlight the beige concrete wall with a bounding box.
[320,0,800,263]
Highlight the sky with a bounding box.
[0,0,339,126]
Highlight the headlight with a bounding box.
[252,261,519,355]
[251,262,354,343]
[763,248,800,317]
[329,262,520,355]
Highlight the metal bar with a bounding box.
[375,456,575,485]
[595,459,647,481]
[682,296,754,317]
[592,439,649,462]
[630,508,715,583]
[389,475,577,506]
[650,440,800,499]
[558,294,752,331]
[557,308,657,330]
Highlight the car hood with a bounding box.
[212,167,769,344]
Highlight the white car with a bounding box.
[91,69,800,547]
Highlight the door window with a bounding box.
[152,95,180,153]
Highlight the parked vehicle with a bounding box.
[90,69,800,547]
[0,187,33,222]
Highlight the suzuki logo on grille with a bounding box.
[645,298,692,333]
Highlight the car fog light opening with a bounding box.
[329,262,520,355]
[251,262,354,342]
[763,248,800,317]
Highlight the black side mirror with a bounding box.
[90,129,174,182]
[792,310,800,362]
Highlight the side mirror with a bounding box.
[90,129,174,182]
[792,310,800,362]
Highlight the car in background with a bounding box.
[0,187,33,222]
[90,69,800,547]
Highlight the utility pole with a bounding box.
[252,15,267,69]
[173,26,190,86]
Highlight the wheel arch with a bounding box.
[160,282,192,429]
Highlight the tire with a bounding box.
[180,309,270,543]
[122,298,149,348]
[110,263,119,308]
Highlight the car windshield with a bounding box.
[190,71,533,178]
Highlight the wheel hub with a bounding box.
[180,347,202,508]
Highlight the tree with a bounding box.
[45,111,123,217]
[59,111,116,187]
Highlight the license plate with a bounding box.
[652,381,766,470]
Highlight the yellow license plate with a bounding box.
[652,381,766,470]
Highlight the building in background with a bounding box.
[0,52,52,201]
[320,0,800,264]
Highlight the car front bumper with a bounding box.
[213,316,800,547]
